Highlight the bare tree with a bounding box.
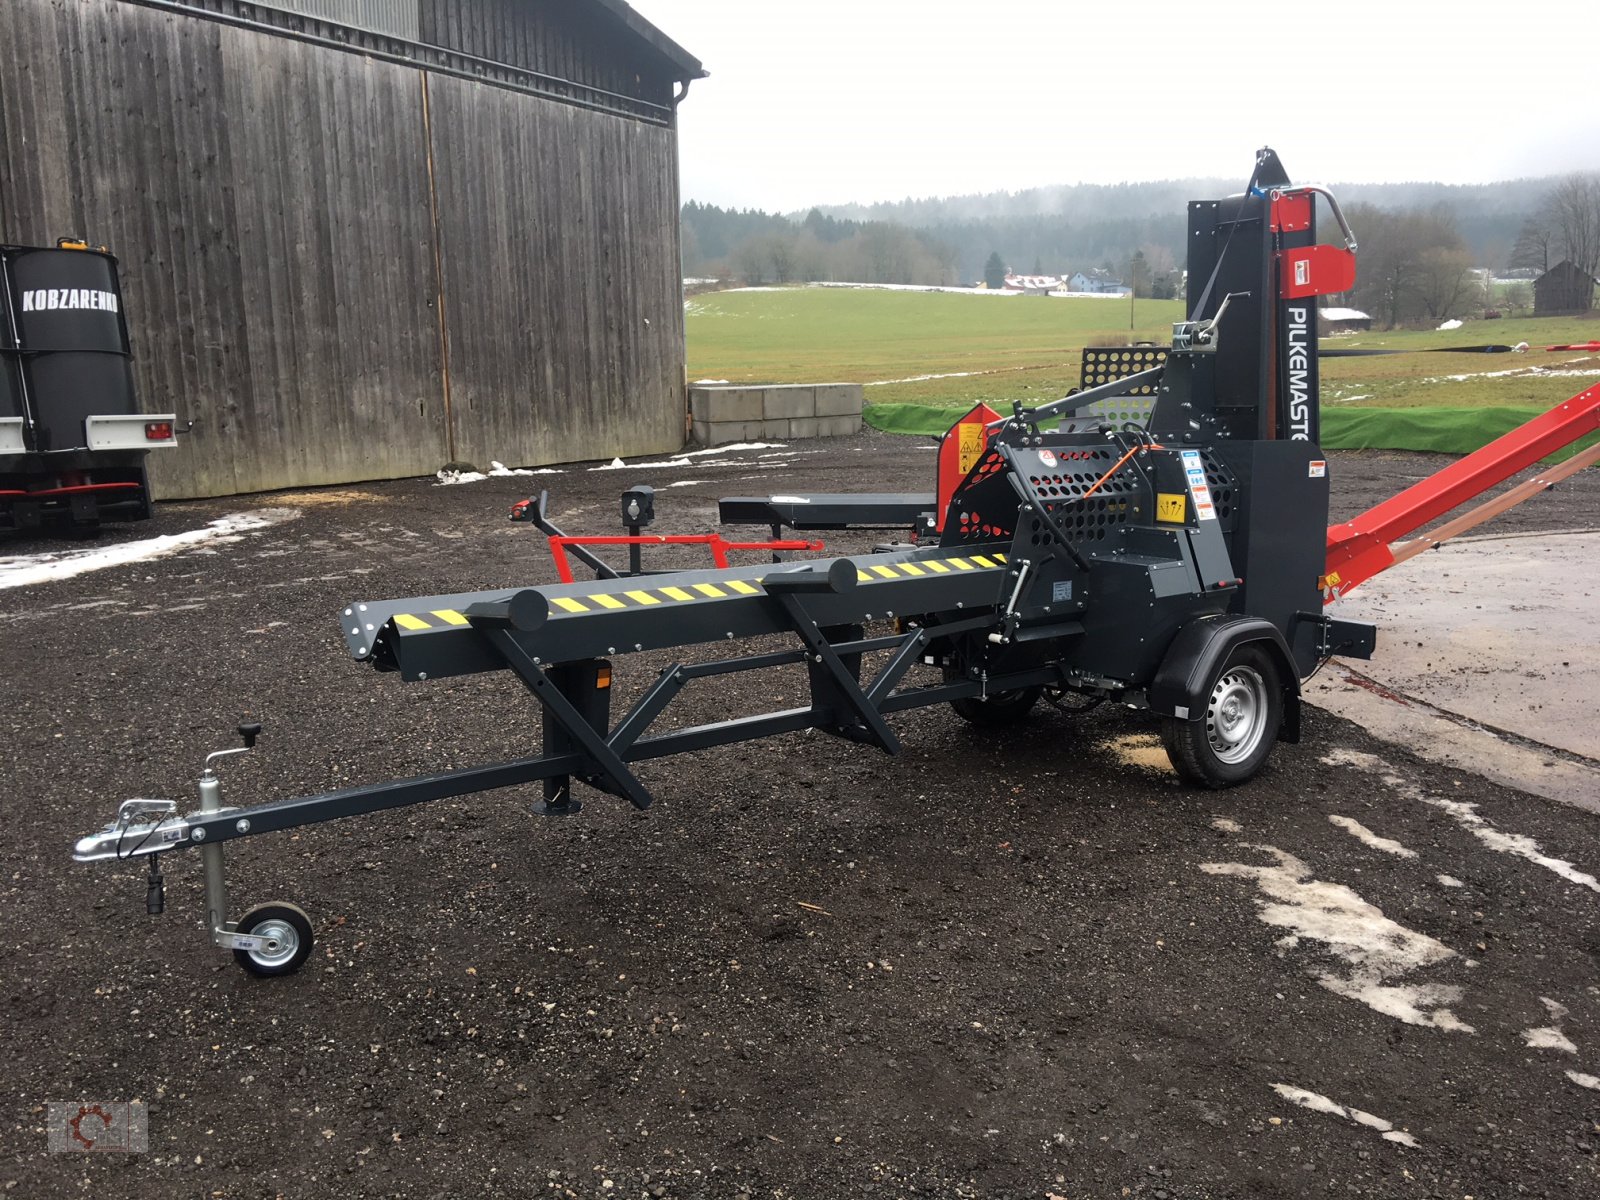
[1416,247,1482,322]
[1549,172,1600,279]
[1509,216,1555,274]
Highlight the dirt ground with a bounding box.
[4,432,1600,1199]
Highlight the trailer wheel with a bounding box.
[950,686,1043,727]
[233,902,314,978]
[1161,646,1282,788]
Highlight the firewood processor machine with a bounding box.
[72,150,1600,977]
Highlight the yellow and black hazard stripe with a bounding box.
[385,552,1008,630]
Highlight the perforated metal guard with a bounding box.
[1059,346,1169,433]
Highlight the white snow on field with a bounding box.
[436,461,563,486]
[589,443,786,471]
[1202,843,1472,1032]
[1523,998,1578,1053]
[1436,875,1465,888]
[1270,1085,1420,1147]
[0,509,296,590]
[1567,1071,1600,1091]
[1328,815,1418,858]
[1321,749,1600,894]
[1211,817,1244,834]
[1438,319,1463,331]
[865,370,983,386]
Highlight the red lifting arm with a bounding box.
[1323,382,1600,601]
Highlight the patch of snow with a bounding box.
[692,379,730,385]
[1328,815,1418,859]
[435,470,487,485]
[0,510,296,590]
[1320,749,1600,894]
[1567,1071,1600,1091]
[487,461,561,477]
[1271,1085,1419,1148]
[666,480,709,488]
[1436,875,1465,888]
[1438,319,1463,331]
[589,443,787,472]
[1202,842,1472,1032]
[1211,817,1244,834]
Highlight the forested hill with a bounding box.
[818,177,1545,276]
[682,175,1552,288]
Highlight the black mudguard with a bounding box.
[1147,615,1302,743]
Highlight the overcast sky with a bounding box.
[627,0,1600,213]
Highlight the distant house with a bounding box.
[1068,269,1128,295]
[1534,261,1597,316]
[1004,273,1063,295]
[1320,306,1373,333]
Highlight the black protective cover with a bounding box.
[0,245,137,452]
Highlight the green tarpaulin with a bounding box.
[863,403,1598,462]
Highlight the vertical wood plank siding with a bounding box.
[0,0,687,497]
[427,74,683,468]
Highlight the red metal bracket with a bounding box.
[1323,382,1600,601]
[546,533,825,584]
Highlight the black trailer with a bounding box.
[0,240,175,529]
[71,151,1600,978]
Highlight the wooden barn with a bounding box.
[0,0,704,498]
[1534,260,1598,317]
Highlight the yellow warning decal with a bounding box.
[726,580,760,595]
[624,589,661,606]
[857,570,874,583]
[692,583,727,598]
[553,597,590,613]
[591,593,627,609]
[898,562,925,576]
[659,586,694,602]
[924,559,950,573]
[948,558,973,570]
[1156,492,1187,523]
[432,609,469,625]
[970,555,997,568]
[392,613,430,631]
[871,565,900,579]
[957,423,986,474]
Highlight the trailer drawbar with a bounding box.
[72,151,1600,977]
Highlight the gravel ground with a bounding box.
[4,432,1600,1199]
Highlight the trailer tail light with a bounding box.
[145,421,174,441]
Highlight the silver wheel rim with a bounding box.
[246,918,301,969]
[1206,665,1268,765]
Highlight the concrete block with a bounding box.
[762,385,816,420]
[692,386,764,423]
[814,383,864,417]
[760,419,791,439]
[695,418,767,446]
[787,417,820,439]
[815,414,862,437]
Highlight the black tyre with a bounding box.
[1161,645,1282,788]
[232,902,314,978]
[950,686,1043,727]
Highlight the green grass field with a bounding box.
[685,286,1600,417]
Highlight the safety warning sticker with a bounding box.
[1156,492,1186,523]
[957,424,986,474]
[1179,450,1217,522]
[1308,460,1327,479]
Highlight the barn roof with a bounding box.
[590,0,706,82]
